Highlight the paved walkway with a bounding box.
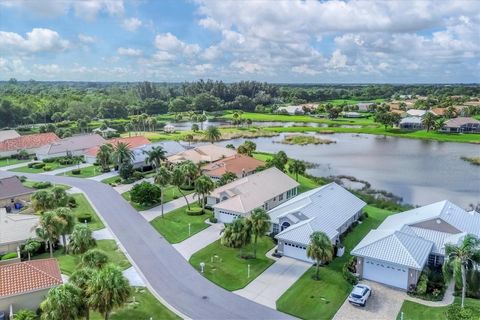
[89,170,118,182]
[234,256,311,309]
[405,280,455,307]
[333,280,407,320]
[44,163,91,176]
[123,266,146,287]
[92,228,115,240]
[140,193,197,221]
[173,222,224,260]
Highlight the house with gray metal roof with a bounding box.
[36,134,105,160]
[399,117,423,130]
[269,183,366,262]
[351,200,480,290]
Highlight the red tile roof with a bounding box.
[0,132,60,152]
[84,136,150,157]
[0,258,63,297]
[202,154,265,178]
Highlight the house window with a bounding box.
[281,221,290,231]
[279,194,284,201]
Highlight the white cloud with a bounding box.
[154,33,201,56]
[122,17,142,32]
[0,28,69,54]
[230,61,266,74]
[78,34,96,44]
[291,64,320,76]
[192,63,213,75]
[117,47,142,56]
[327,50,348,70]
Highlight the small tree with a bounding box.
[68,224,96,254]
[205,125,221,143]
[218,172,237,186]
[55,207,76,253]
[422,112,437,132]
[171,167,190,209]
[191,123,199,132]
[81,249,109,269]
[70,268,95,320]
[306,231,334,280]
[247,209,271,258]
[221,217,252,256]
[130,181,162,206]
[118,163,134,180]
[96,144,113,172]
[144,146,167,168]
[40,284,83,320]
[288,159,306,181]
[154,166,171,218]
[23,239,41,261]
[194,175,215,211]
[267,151,289,171]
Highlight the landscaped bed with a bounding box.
[70,193,105,231]
[189,237,276,291]
[64,165,105,178]
[10,161,69,173]
[150,204,212,243]
[123,185,194,211]
[276,205,394,320]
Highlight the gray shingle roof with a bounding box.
[0,176,35,200]
[37,134,105,155]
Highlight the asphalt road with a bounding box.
[1,171,293,320]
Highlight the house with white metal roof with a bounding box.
[207,167,299,223]
[351,200,480,290]
[268,183,366,262]
[399,117,423,130]
[405,109,427,117]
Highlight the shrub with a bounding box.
[132,171,144,180]
[209,216,218,223]
[18,176,27,182]
[43,165,53,171]
[71,169,81,175]
[16,150,30,160]
[446,304,476,320]
[186,208,204,216]
[32,162,45,169]
[342,256,358,285]
[130,182,161,205]
[1,252,18,260]
[119,163,134,180]
[77,214,92,223]
[68,197,77,208]
[42,157,55,163]
[12,309,37,320]
[32,181,52,189]
[28,162,40,168]
[416,273,428,296]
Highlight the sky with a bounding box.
[0,0,479,83]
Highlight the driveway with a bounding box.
[0,171,292,320]
[173,222,224,260]
[234,256,311,309]
[333,280,406,320]
[140,193,197,221]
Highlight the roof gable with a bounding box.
[0,176,36,199]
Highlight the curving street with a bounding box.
[0,171,293,320]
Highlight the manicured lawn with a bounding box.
[70,193,105,231]
[33,240,131,275]
[91,287,180,320]
[0,158,30,167]
[102,175,121,185]
[397,297,480,320]
[10,162,70,173]
[150,204,212,243]
[276,205,394,320]
[22,179,71,191]
[123,185,194,211]
[63,165,105,178]
[189,237,276,291]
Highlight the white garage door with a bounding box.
[283,242,314,263]
[215,210,239,223]
[363,259,408,290]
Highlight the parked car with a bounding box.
[348,284,372,307]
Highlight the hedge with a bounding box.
[77,214,92,223]
[32,181,52,189]
[1,252,18,260]
[71,169,81,175]
[43,165,53,171]
[186,208,204,216]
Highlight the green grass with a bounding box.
[102,175,121,185]
[150,204,212,243]
[10,162,70,173]
[323,98,385,106]
[0,158,30,167]
[276,205,394,320]
[63,165,105,178]
[70,193,105,231]
[22,180,71,191]
[189,237,276,291]
[33,240,131,276]
[397,297,480,320]
[91,287,180,320]
[123,185,194,211]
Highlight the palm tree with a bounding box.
[288,159,306,181]
[125,123,133,137]
[247,209,271,258]
[198,114,207,130]
[32,190,54,212]
[205,125,221,143]
[36,210,64,257]
[23,238,41,260]
[88,264,131,320]
[194,175,215,212]
[422,112,436,132]
[435,118,446,131]
[51,186,68,208]
[81,249,110,269]
[182,161,199,187]
[171,167,190,210]
[218,171,237,186]
[55,207,76,253]
[154,166,171,218]
[185,133,194,146]
[443,234,480,308]
[11,309,36,320]
[306,231,334,280]
[70,268,95,320]
[112,142,134,167]
[144,146,167,168]
[147,117,157,131]
[221,217,252,256]
[96,144,113,172]
[69,224,96,254]
[40,283,83,320]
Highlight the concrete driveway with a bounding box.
[234,256,311,309]
[173,222,224,260]
[333,280,406,320]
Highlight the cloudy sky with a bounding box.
[0,0,479,83]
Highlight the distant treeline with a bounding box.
[0,79,479,128]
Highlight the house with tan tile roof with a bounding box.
[0,258,63,314]
[0,133,59,157]
[201,154,264,181]
[168,144,237,164]
[84,136,150,164]
[206,167,299,223]
[36,134,105,160]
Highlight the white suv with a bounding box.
[348,284,372,307]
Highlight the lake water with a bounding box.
[210,132,479,208]
[165,120,361,130]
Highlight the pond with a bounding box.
[164,120,360,130]
[211,133,480,208]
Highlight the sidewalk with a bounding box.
[139,193,197,221]
[44,163,91,176]
[89,170,118,182]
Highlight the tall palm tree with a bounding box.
[288,159,306,181]
[435,118,446,131]
[198,114,207,130]
[112,142,134,167]
[40,283,83,320]
[205,125,221,143]
[306,231,334,280]
[247,209,271,258]
[182,161,199,187]
[144,146,167,168]
[23,238,41,260]
[68,224,96,254]
[88,264,131,320]
[32,190,55,212]
[171,167,190,209]
[70,268,95,320]
[194,175,215,212]
[443,234,480,308]
[51,186,68,208]
[125,123,133,137]
[422,112,436,132]
[154,166,171,218]
[36,210,65,257]
[221,217,252,256]
[81,249,110,269]
[96,144,113,172]
[55,207,76,253]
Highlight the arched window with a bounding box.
[281,221,291,231]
